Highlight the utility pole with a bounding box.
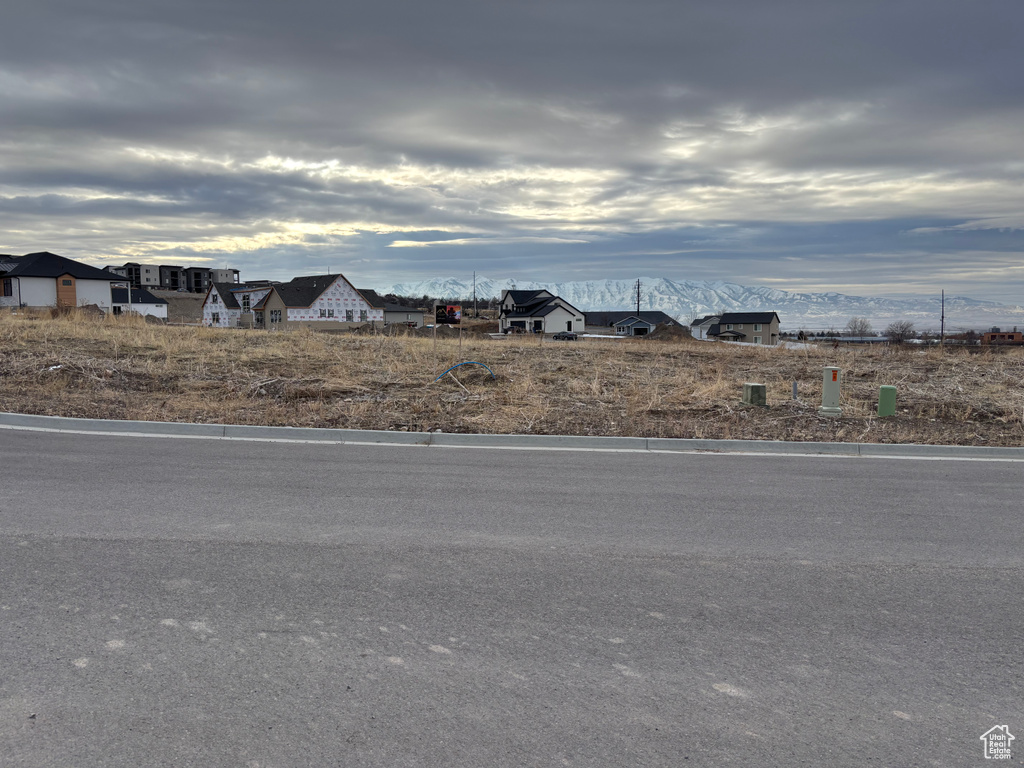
[635,279,641,315]
[473,271,478,317]
[940,289,945,349]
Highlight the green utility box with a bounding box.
[878,385,897,417]
[742,383,767,406]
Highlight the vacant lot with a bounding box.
[2,311,1023,445]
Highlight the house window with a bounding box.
[62,279,73,286]
[319,309,327,318]
[211,293,219,304]
[270,309,281,323]
[360,310,368,321]
[2,279,11,297]
[211,312,220,324]
[241,295,250,312]
[327,309,334,318]
[754,323,762,331]
[726,324,733,330]
[753,336,762,344]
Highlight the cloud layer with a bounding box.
[2,0,1022,300]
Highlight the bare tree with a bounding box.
[885,320,916,344]
[845,316,873,337]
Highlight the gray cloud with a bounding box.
[1,0,1022,300]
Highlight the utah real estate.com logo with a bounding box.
[980,725,1014,760]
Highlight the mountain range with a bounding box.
[373,276,1024,331]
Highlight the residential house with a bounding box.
[587,311,682,333]
[384,303,426,328]
[1,251,122,312]
[498,289,586,334]
[706,312,781,345]
[689,314,721,340]
[111,287,168,319]
[613,316,657,336]
[252,274,385,330]
[202,282,273,328]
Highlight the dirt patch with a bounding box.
[154,290,205,324]
[1,309,1022,445]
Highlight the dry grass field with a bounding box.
[2,310,1024,446]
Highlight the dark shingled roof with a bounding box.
[111,288,166,305]
[689,314,720,325]
[614,316,656,328]
[356,288,386,309]
[0,252,122,281]
[587,311,680,327]
[210,282,241,309]
[505,289,551,305]
[707,324,746,338]
[384,303,425,313]
[504,300,565,318]
[716,312,780,324]
[271,274,344,307]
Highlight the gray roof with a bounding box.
[356,288,386,309]
[505,301,563,318]
[588,311,679,327]
[504,294,585,319]
[614,316,656,328]
[210,282,242,309]
[272,274,344,307]
[0,252,122,281]
[689,314,720,326]
[707,324,746,338]
[716,312,780,324]
[384,303,424,313]
[505,289,550,304]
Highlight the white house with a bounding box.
[111,287,168,319]
[689,315,721,340]
[1,251,122,312]
[498,289,586,334]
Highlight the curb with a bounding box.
[1,411,1022,460]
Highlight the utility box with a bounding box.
[819,366,842,417]
[878,385,897,417]
[742,383,767,406]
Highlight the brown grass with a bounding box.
[2,309,1023,445]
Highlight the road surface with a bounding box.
[1,429,1021,766]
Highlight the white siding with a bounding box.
[11,277,56,307]
[0,277,113,310]
[75,280,115,310]
[113,301,167,319]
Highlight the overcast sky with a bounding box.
[2,0,1023,300]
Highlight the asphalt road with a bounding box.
[1,429,1022,766]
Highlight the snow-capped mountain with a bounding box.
[373,276,1024,331]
